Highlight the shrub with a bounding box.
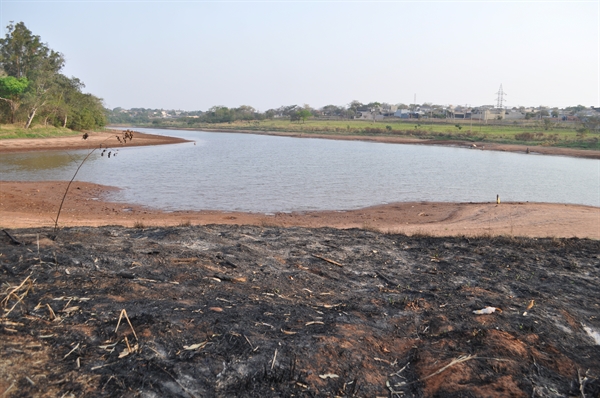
[515,132,534,141]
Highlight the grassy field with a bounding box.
[148,118,599,150]
[0,124,81,140]
[3,119,597,150]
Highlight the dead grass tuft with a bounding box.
[410,229,434,238]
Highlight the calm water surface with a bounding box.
[1,128,598,212]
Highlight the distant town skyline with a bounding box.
[2,1,598,111]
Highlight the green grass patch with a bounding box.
[136,118,597,151]
[0,124,81,140]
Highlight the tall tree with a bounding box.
[0,22,64,128]
[22,64,57,128]
[39,75,83,127]
[0,22,64,79]
[0,22,104,130]
[66,92,106,130]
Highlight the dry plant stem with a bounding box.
[578,368,588,398]
[399,354,476,387]
[53,132,132,236]
[124,336,132,353]
[115,309,138,340]
[46,303,56,320]
[1,274,31,306]
[3,381,15,396]
[53,146,99,235]
[2,274,32,316]
[312,254,343,267]
[63,343,80,360]
[271,348,278,370]
[243,334,254,350]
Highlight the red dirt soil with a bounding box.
[1,180,599,239]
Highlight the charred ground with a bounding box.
[1,225,599,397]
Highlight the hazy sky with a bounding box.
[1,1,597,111]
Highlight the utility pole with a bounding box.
[495,84,507,122]
[495,84,506,109]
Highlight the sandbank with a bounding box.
[0,129,189,153]
[1,181,598,239]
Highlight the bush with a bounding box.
[515,132,535,141]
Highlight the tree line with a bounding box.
[0,22,106,130]
[108,102,394,125]
[110,102,599,128]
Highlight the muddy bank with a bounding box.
[0,130,189,153]
[1,225,599,397]
[152,126,600,160]
[1,181,599,239]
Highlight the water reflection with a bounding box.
[2,151,85,172]
[1,128,598,212]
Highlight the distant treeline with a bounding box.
[108,102,393,125]
[0,22,106,130]
[108,102,597,127]
[108,105,324,125]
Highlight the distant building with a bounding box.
[471,109,500,120]
[503,109,525,120]
[394,109,411,119]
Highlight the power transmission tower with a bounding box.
[495,84,507,109]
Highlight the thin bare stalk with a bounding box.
[52,130,133,237]
[53,146,99,235]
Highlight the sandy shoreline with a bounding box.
[0,129,189,153]
[1,181,598,239]
[0,130,598,238]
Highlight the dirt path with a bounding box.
[1,181,598,239]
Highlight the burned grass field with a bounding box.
[1,225,599,397]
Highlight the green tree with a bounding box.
[321,104,344,117]
[0,22,65,128]
[0,75,28,123]
[565,105,586,115]
[0,22,63,79]
[39,75,105,130]
[67,93,106,130]
[298,109,312,123]
[40,75,83,127]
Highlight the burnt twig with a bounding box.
[312,254,343,267]
[2,229,22,245]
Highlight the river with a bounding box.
[0,128,598,212]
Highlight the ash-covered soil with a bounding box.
[1,225,599,397]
